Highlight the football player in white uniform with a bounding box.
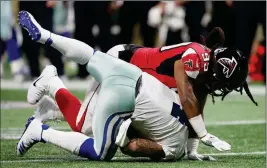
[16,11,231,161]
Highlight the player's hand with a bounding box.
[187,151,216,161]
[200,133,231,151]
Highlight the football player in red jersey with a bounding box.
[106,27,258,160]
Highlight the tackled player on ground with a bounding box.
[16,11,256,162]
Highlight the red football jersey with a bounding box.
[130,42,211,88]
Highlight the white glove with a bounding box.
[187,151,216,161]
[200,133,231,151]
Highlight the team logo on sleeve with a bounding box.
[217,57,238,78]
[184,59,193,68]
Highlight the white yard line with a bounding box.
[1,151,266,163]
[0,158,86,163]
[205,120,266,126]
[206,151,266,156]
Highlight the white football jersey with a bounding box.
[130,72,188,160]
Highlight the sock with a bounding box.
[39,27,94,65]
[48,77,67,97]
[51,33,94,65]
[78,138,99,160]
[54,88,81,132]
[42,128,90,155]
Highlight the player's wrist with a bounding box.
[189,115,207,138]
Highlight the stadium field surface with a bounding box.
[1,88,266,168]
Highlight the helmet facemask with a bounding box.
[207,48,258,106]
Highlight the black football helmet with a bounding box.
[208,47,258,106]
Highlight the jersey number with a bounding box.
[202,53,210,71]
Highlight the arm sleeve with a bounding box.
[181,48,200,79]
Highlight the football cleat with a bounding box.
[33,95,64,123]
[18,11,52,45]
[27,65,58,105]
[16,118,49,156]
[18,11,41,41]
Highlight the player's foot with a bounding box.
[18,11,52,45]
[27,65,58,105]
[16,118,49,156]
[33,95,64,123]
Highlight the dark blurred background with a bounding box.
[0,1,266,84]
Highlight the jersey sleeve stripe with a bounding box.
[185,70,199,79]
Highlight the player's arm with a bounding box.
[186,85,208,149]
[174,60,207,136]
[187,85,215,160]
[188,84,209,138]
[116,120,165,160]
[174,56,231,152]
[120,138,165,161]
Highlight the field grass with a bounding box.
[0,89,266,168]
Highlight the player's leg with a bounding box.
[26,65,83,131]
[31,74,100,136]
[18,10,142,134]
[17,84,134,161]
[18,11,142,84]
[50,76,137,160]
[18,11,93,65]
[16,118,99,160]
[89,83,135,160]
[76,76,100,136]
[53,86,83,132]
[27,64,102,133]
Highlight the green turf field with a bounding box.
[1,89,266,168]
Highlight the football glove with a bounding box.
[200,133,231,151]
[187,151,216,161]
